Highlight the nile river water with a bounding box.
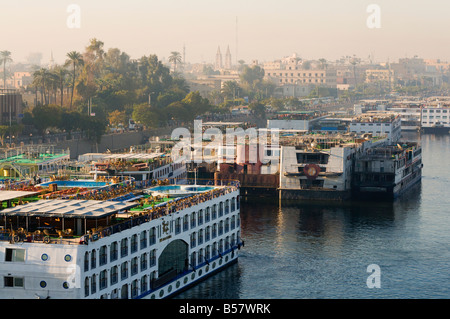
[175,132,450,299]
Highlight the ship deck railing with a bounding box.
[0,182,239,246]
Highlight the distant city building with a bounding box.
[267,111,327,131]
[424,59,450,72]
[186,78,222,98]
[365,69,394,84]
[186,73,240,99]
[0,89,23,125]
[389,57,444,86]
[13,72,32,89]
[263,54,337,96]
[0,72,32,89]
[273,83,313,98]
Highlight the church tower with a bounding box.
[215,46,223,70]
[225,45,232,69]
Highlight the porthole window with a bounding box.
[176,281,181,288]
[63,282,69,289]
[41,254,49,261]
[64,254,72,262]
[191,273,195,280]
[40,281,47,288]
[184,277,188,284]
[168,285,172,293]
[159,290,164,298]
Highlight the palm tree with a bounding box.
[53,66,69,106]
[48,70,60,105]
[65,51,84,109]
[32,69,43,104]
[85,38,105,79]
[0,51,13,89]
[208,90,223,106]
[221,81,240,101]
[86,38,105,63]
[32,68,52,105]
[168,51,182,72]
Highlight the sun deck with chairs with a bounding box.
[0,198,139,245]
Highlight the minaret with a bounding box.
[215,46,223,70]
[225,45,232,69]
[49,50,55,69]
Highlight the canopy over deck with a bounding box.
[0,190,40,202]
[101,153,164,161]
[0,199,138,219]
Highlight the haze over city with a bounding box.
[2,0,450,64]
[1,0,450,305]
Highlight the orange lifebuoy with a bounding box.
[303,164,320,179]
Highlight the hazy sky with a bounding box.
[2,0,450,65]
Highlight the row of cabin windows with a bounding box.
[189,216,239,248]
[154,166,170,179]
[268,72,325,77]
[190,232,240,268]
[279,78,323,83]
[84,230,240,297]
[178,207,239,235]
[85,251,157,297]
[84,230,156,271]
[171,162,184,170]
[178,198,237,234]
[84,212,239,271]
[84,197,239,271]
[94,279,150,299]
[86,272,157,299]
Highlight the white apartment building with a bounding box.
[365,69,394,84]
[263,56,337,90]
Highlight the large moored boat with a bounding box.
[352,142,423,199]
[0,180,242,299]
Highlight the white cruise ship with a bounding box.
[83,152,187,185]
[421,104,450,133]
[278,133,388,201]
[0,183,242,299]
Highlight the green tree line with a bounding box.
[22,39,216,140]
